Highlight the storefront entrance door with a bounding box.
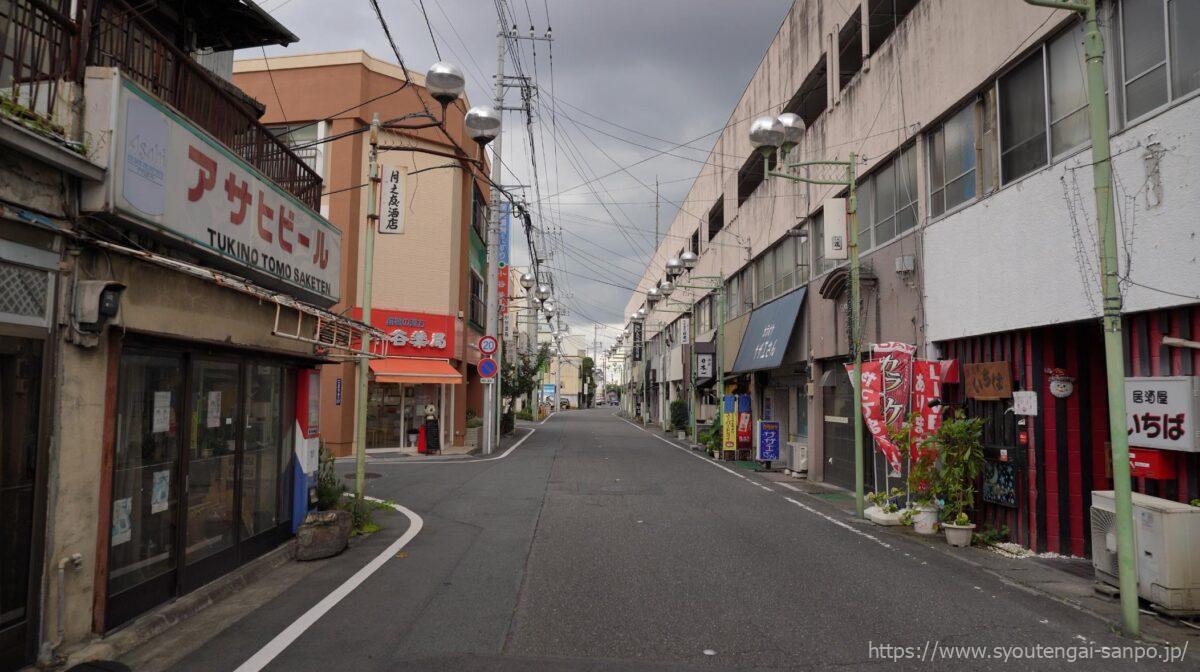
[822,361,868,492]
[0,336,46,670]
[107,347,294,629]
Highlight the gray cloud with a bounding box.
[251,0,792,351]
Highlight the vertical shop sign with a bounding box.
[722,395,737,451]
[872,342,915,431]
[378,166,404,233]
[853,360,904,475]
[736,394,752,448]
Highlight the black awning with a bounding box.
[186,0,299,50]
[730,287,806,374]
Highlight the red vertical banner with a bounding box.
[872,342,916,432]
[852,361,904,475]
[498,267,509,317]
[910,359,945,450]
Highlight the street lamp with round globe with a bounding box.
[646,287,661,305]
[749,115,784,154]
[534,284,552,301]
[542,300,555,315]
[680,250,699,269]
[659,280,674,297]
[464,106,501,147]
[519,272,535,290]
[637,307,647,319]
[665,257,683,278]
[777,112,805,151]
[425,62,465,107]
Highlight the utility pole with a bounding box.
[555,313,562,412]
[654,176,660,249]
[483,24,506,455]
[1024,0,1137,637]
[354,114,382,502]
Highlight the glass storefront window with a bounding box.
[186,360,240,565]
[243,364,283,538]
[109,353,182,596]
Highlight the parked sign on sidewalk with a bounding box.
[755,420,781,461]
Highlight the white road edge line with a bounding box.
[777,482,802,492]
[615,413,893,551]
[374,427,537,465]
[540,411,556,424]
[782,496,893,550]
[233,496,424,672]
[615,415,746,478]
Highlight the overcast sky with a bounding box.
[250,0,793,355]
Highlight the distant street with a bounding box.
[150,409,1185,671]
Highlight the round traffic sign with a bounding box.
[478,335,498,356]
[479,356,498,378]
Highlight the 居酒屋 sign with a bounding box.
[82,71,342,306]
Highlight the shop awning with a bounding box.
[369,358,463,385]
[731,287,806,374]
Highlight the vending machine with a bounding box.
[293,368,321,532]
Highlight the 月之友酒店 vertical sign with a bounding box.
[379,166,405,234]
[82,72,342,306]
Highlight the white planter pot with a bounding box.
[943,522,976,547]
[912,506,940,535]
[865,505,903,526]
[677,431,687,440]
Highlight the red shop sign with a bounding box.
[351,308,457,359]
[1129,447,1177,480]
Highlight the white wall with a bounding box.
[924,97,1200,343]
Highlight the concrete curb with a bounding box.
[63,539,299,667]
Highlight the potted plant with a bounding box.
[936,410,987,547]
[464,411,483,449]
[865,487,906,526]
[669,400,690,440]
[906,447,941,535]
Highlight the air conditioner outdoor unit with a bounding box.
[1091,490,1200,615]
[789,442,808,474]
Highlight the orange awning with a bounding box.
[369,358,463,385]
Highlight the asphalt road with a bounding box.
[170,409,1197,671]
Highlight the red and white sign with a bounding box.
[856,359,904,475]
[478,335,498,356]
[352,308,456,359]
[872,342,916,432]
[82,73,341,305]
[498,266,510,317]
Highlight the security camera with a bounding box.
[74,280,125,334]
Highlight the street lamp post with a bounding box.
[355,62,476,501]
[520,272,537,413]
[1024,0,1137,637]
[465,105,502,453]
[752,113,866,517]
[672,251,724,456]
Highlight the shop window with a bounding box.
[784,56,828,127]
[999,52,1048,183]
[928,103,978,218]
[998,24,1089,184]
[242,364,284,538]
[469,271,485,329]
[1119,0,1200,122]
[838,15,863,89]
[471,188,487,241]
[707,197,724,241]
[1048,23,1089,155]
[756,247,775,305]
[725,273,740,318]
[776,236,797,294]
[186,359,241,566]
[860,145,918,248]
[868,0,920,52]
[109,352,183,598]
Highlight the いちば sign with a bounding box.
[1125,376,1199,452]
[83,73,341,306]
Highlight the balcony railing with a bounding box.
[86,0,322,209]
[0,0,77,132]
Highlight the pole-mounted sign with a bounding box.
[478,335,498,356]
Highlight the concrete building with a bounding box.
[233,50,492,455]
[621,0,1200,556]
[0,1,366,667]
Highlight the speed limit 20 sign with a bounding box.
[478,335,498,356]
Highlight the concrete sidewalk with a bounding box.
[650,425,1200,649]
